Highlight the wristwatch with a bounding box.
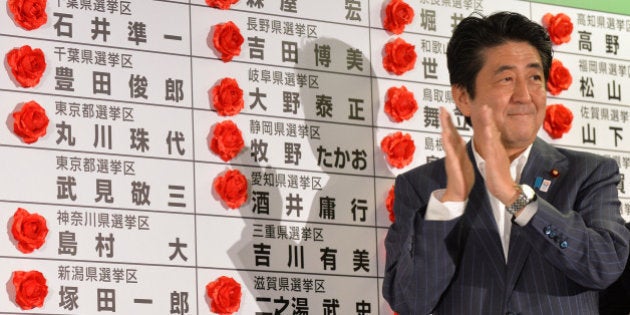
[505,184,536,216]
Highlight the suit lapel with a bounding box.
[520,138,569,202]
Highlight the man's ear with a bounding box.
[451,85,471,117]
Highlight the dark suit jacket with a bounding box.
[383,138,630,315]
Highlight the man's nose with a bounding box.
[512,78,533,103]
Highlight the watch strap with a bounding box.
[505,184,535,216]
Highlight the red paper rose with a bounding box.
[383,37,417,75]
[383,0,414,34]
[13,100,49,144]
[11,207,48,253]
[206,276,242,314]
[386,185,395,222]
[9,0,48,30]
[12,270,48,310]
[7,45,46,88]
[542,13,573,45]
[212,21,244,62]
[210,120,244,162]
[214,169,248,209]
[544,104,573,139]
[211,78,244,116]
[547,59,572,96]
[381,131,415,168]
[205,0,238,9]
[384,85,418,122]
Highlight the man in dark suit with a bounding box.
[382,11,630,314]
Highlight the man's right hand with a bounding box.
[439,107,475,202]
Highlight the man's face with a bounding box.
[454,41,547,152]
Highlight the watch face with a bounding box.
[522,184,536,201]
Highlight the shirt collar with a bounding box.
[471,139,532,182]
